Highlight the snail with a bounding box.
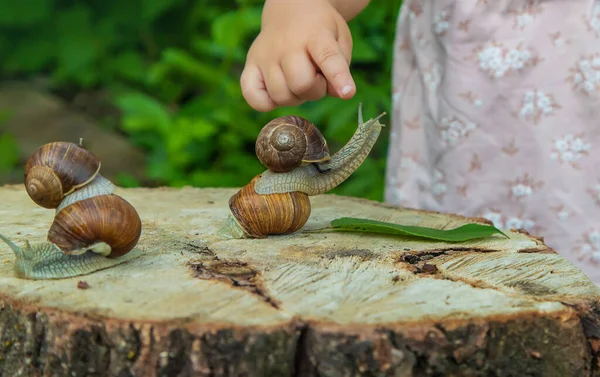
[255,115,331,172]
[0,141,143,280]
[221,103,386,239]
[24,141,101,209]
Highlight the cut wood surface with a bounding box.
[1,184,600,377]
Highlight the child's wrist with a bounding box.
[262,0,335,27]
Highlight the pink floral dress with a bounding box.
[385,0,600,283]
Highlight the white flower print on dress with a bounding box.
[517,89,560,124]
[507,173,544,200]
[481,209,504,229]
[408,0,423,19]
[519,89,560,124]
[422,63,441,93]
[433,9,451,36]
[506,215,538,233]
[392,90,401,105]
[459,91,484,108]
[549,32,568,48]
[437,115,477,148]
[473,42,539,79]
[567,54,600,95]
[399,153,420,171]
[480,209,541,234]
[586,3,600,37]
[550,133,590,169]
[575,229,600,265]
[431,169,447,201]
[550,204,572,221]
[508,0,543,30]
[588,183,600,206]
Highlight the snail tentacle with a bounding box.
[0,234,24,259]
[254,105,386,196]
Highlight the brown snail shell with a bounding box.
[229,175,311,237]
[24,141,101,209]
[47,194,142,258]
[255,116,331,172]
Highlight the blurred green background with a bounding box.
[0,0,401,201]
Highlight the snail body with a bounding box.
[0,235,136,281]
[223,104,386,238]
[0,141,142,280]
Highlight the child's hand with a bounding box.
[240,0,356,112]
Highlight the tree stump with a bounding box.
[1,184,599,377]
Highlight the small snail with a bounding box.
[221,103,386,238]
[255,115,331,172]
[0,141,143,280]
[24,141,101,209]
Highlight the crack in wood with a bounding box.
[400,248,499,264]
[187,258,281,310]
[321,249,376,261]
[181,241,215,257]
[399,248,503,276]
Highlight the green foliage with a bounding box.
[0,0,402,201]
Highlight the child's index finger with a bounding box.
[306,31,356,99]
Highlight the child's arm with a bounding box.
[240,0,371,112]
[328,0,371,21]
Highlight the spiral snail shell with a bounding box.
[227,175,311,238]
[0,141,143,280]
[24,141,101,209]
[222,104,386,239]
[255,116,331,172]
[48,194,142,258]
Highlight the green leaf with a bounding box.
[115,92,172,134]
[326,217,508,242]
[159,48,220,84]
[109,52,146,82]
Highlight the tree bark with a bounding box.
[0,184,599,377]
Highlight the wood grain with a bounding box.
[0,184,599,376]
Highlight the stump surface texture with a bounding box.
[0,184,599,377]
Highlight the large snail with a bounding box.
[222,103,386,238]
[0,141,143,280]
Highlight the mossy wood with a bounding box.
[0,184,599,377]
